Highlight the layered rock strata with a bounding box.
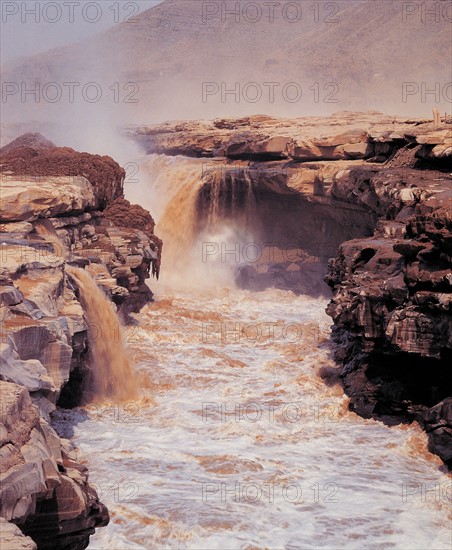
[324,165,451,468]
[0,382,108,549]
[0,134,161,547]
[129,111,451,165]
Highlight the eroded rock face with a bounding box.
[104,197,163,281]
[0,135,162,547]
[0,176,97,223]
[129,112,451,164]
[0,136,161,325]
[325,166,451,467]
[0,382,108,549]
[0,138,125,209]
[0,518,37,550]
[130,111,450,303]
[0,213,159,409]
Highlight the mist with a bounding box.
[1,0,451,158]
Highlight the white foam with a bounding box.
[66,287,451,550]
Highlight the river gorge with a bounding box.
[0,110,450,549]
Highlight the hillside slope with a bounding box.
[2,0,451,123]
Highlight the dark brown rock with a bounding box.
[324,159,451,467]
[0,140,125,210]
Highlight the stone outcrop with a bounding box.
[0,135,161,547]
[0,382,108,549]
[323,165,451,467]
[0,176,96,222]
[0,517,37,550]
[0,134,125,209]
[104,197,163,281]
[128,112,451,164]
[0,136,161,321]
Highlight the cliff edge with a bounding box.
[0,134,161,548]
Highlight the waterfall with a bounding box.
[60,157,451,550]
[157,177,204,272]
[33,216,138,401]
[203,168,257,232]
[66,265,138,401]
[139,155,259,288]
[34,219,69,258]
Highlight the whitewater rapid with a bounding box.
[55,283,451,550]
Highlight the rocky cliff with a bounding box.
[0,382,108,550]
[129,111,451,164]
[129,112,451,466]
[324,162,452,468]
[0,134,161,548]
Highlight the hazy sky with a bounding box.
[1,0,163,64]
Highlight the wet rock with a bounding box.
[0,517,37,550]
[0,134,163,546]
[0,381,109,549]
[423,399,452,467]
[324,154,451,467]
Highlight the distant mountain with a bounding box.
[2,0,451,125]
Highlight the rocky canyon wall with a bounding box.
[0,134,161,548]
[324,163,451,468]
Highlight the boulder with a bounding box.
[0,381,108,548]
[423,399,452,467]
[0,517,37,550]
[0,176,96,222]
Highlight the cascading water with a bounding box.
[200,167,259,236]
[66,265,138,401]
[34,219,137,401]
[133,155,260,287]
[56,155,451,550]
[34,218,69,258]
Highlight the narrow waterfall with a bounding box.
[34,218,69,258]
[66,265,138,401]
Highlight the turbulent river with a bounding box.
[57,155,451,549]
